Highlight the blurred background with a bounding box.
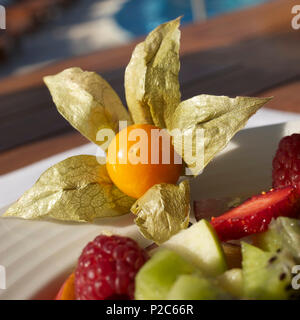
[1,0,300,177]
[1,0,300,207]
[0,0,271,78]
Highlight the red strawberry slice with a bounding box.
[211,186,300,242]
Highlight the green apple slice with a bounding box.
[217,268,243,298]
[166,274,227,300]
[135,249,196,300]
[160,219,227,276]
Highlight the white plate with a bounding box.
[1,120,300,300]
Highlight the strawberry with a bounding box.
[211,186,300,242]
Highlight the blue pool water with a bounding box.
[205,0,271,17]
[115,0,272,36]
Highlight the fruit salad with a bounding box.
[2,17,300,300]
[54,131,300,300]
[56,205,300,300]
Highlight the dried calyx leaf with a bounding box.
[4,155,135,222]
[44,67,132,150]
[131,180,190,244]
[125,17,181,128]
[170,95,272,176]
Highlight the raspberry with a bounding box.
[272,134,300,190]
[75,235,148,300]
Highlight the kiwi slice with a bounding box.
[242,242,297,300]
[254,217,300,262]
